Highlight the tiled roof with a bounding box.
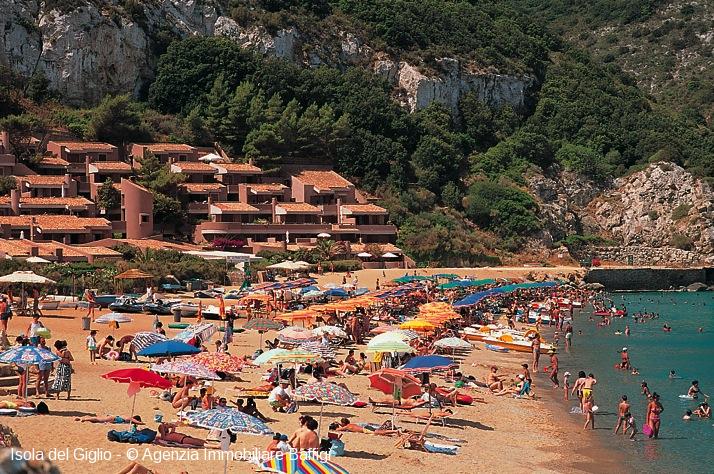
[89,161,132,172]
[76,246,122,256]
[292,170,352,191]
[341,204,387,214]
[139,143,195,153]
[0,197,92,208]
[50,141,117,152]
[275,202,321,213]
[180,183,226,193]
[212,162,262,174]
[16,175,66,186]
[38,156,69,167]
[0,216,110,231]
[171,162,216,172]
[212,203,260,213]
[93,238,200,252]
[249,183,287,193]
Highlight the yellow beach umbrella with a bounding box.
[400,319,436,332]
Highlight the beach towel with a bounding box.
[328,439,345,456]
[107,428,157,444]
[423,441,458,455]
[154,439,203,449]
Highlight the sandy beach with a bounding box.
[0,267,616,474]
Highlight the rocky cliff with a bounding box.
[0,0,531,111]
[530,162,714,261]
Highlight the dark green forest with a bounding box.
[1,0,712,265]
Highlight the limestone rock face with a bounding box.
[389,59,532,113]
[583,163,714,255]
[1,0,532,111]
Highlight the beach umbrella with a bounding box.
[25,256,51,264]
[433,337,472,350]
[401,355,457,373]
[369,368,422,399]
[301,290,324,299]
[267,261,311,272]
[188,408,272,435]
[0,345,59,399]
[253,348,289,365]
[191,351,245,373]
[270,349,323,364]
[101,368,172,428]
[324,288,349,298]
[150,360,220,380]
[0,271,55,285]
[137,340,200,358]
[366,339,414,353]
[294,382,356,436]
[243,318,283,346]
[399,319,436,332]
[278,327,319,344]
[260,456,349,474]
[312,326,347,339]
[131,332,167,353]
[299,340,336,360]
[356,252,372,258]
[173,322,217,344]
[94,312,133,323]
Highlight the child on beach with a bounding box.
[624,413,637,440]
[563,372,571,401]
[86,330,98,364]
[583,393,595,430]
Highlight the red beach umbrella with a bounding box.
[101,368,172,426]
[368,368,422,398]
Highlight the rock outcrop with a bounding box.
[0,0,532,111]
[583,162,714,255]
[527,166,605,246]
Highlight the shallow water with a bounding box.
[555,292,714,473]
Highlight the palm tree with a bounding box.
[313,239,337,262]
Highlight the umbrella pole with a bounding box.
[318,402,324,438]
[129,392,137,429]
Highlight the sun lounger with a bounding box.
[401,410,456,427]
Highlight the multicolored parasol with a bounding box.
[294,382,356,406]
[253,348,289,365]
[0,346,59,365]
[150,360,220,380]
[298,340,336,360]
[278,327,320,344]
[187,408,272,436]
[191,351,245,373]
[259,455,349,474]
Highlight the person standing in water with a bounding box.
[646,393,664,438]
[531,336,541,370]
[614,395,631,435]
[545,351,559,388]
[624,325,630,336]
[688,380,701,399]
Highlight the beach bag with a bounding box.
[328,439,345,457]
[642,424,653,438]
[107,428,157,444]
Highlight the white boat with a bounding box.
[201,305,222,320]
[171,302,199,318]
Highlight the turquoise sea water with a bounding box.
[555,292,714,473]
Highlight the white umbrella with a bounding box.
[0,271,55,284]
[312,326,348,338]
[317,233,331,238]
[382,252,399,259]
[95,312,133,324]
[26,256,51,264]
[356,252,372,258]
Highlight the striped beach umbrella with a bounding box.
[94,312,132,324]
[260,455,349,474]
[433,337,472,350]
[188,408,272,436]
[131,332,167,353]
[299,340,336,360]
[173,322,217,343]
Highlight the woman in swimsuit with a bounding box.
[688,380,700,399]
[158,422,211,447]
[646,393,664,439]
[75,415,144,425]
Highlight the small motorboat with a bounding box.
[171,302,199,318]
[109,296,144,313]
[37,298,60,311]
[143,299,180,315]
[94,294,119,308]
[200,305,222,320]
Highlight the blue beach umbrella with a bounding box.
[401,355,457,373]
[137,340,200,358]
[0,346,60,365]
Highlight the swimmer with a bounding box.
[669,370,680,379]
[683,410,692,420]
[630,368,639,375]
[688,380,701,399]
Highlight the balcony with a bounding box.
[188,202,210,214]
[196,221,397,238]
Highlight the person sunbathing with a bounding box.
[0,400,35,409]
[335,418,399,435]
[158,422,211,447]
[75,414,144,425]
[368,396,427,409]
